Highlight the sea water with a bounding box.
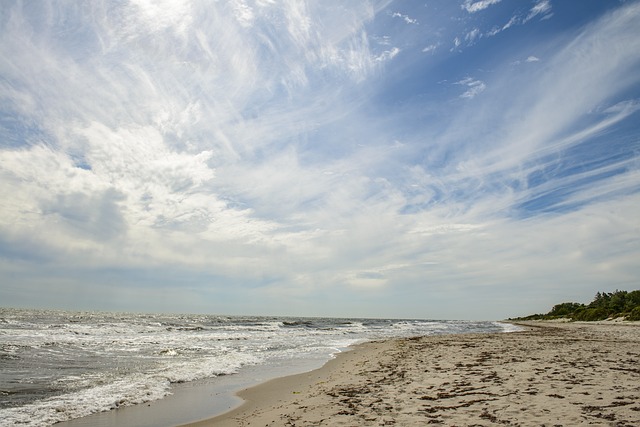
[0,308,521,426]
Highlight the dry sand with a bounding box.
[183,322,640,426]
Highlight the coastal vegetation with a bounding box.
[513,290,640,321]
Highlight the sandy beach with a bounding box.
[183,322,640,426]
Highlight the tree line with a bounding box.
[513,289,640,321]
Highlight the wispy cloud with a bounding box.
[456,77,487,99]
[391,12,418,25]
[422,43,438,54]
[478,1,553,40]
[524,0,553,23]
[502,15,519,31]
[0,1,638,319]
[462,0,502,14]
[375,47,401,62]
[452,37,461,50]
[465,28,481,44]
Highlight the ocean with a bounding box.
[0,308,521,426]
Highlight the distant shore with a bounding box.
[183,321,640,426]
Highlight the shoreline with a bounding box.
[53,356,333,427]
[38,319,509,427]
[182,321,640,426]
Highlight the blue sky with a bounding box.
[1,0,639,320]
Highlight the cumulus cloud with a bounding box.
[42,190,127,242]
[0,1,381,260]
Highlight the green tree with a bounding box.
[573,307,608,321]
[625,290,640,311]
[514,289,640,321]
[607,290,627,314]
[549,302,583,317]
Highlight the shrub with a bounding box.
[626,306,640,321]
[572,307,608,321]
[513,289,639,321]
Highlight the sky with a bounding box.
[0,0,639,320]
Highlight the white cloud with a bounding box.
[392,12,418,25]
[487,6,547,39]
[486,26,501,37]
[422,44,438,54]
[524,0,553,23]
[129,0,193,38]
[496,1,640,166]
[484,3,549,40]
[0,1,384,267]
[384,3,640,315]
[0,1,638,319]
[465,28,481,43]
[375,35,392,46]
[230,0,255,28]
[375,47,400,62]
[503,15,519,31]
[343,271,388,289]
[462,0,502,14]
[456,77,487,99]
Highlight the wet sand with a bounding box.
[183,322,640,426]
